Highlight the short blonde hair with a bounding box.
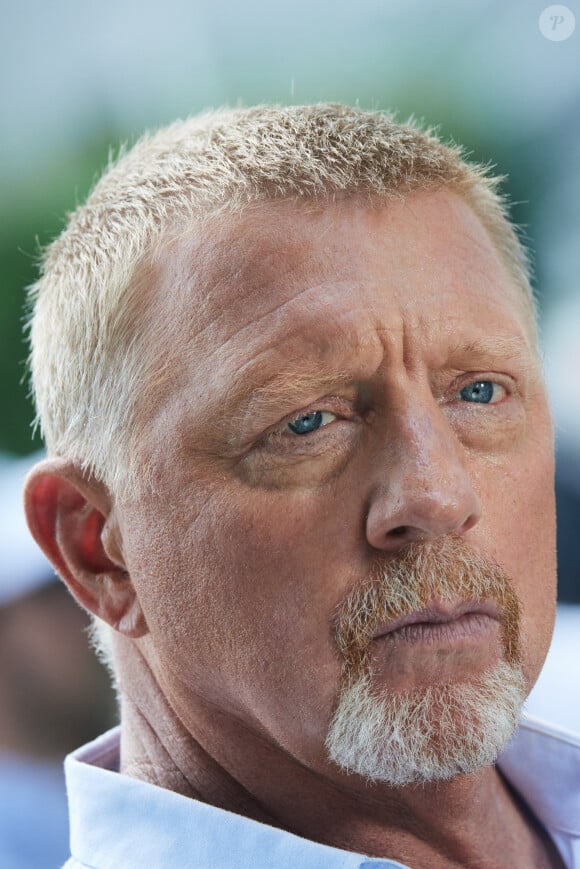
[28,104,534,496]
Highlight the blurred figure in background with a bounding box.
[0,452,117,869]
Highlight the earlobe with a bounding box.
[24,459,147,639]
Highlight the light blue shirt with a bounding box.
[62,715,580,868]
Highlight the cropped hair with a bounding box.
[28,103,535,498]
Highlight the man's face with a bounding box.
[116,190,556,784]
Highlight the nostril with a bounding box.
[365,481,482,551]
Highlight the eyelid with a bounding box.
[449,374,514,403]
[261,396,356,441]
[287,409,337,433]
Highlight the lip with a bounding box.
[371,600,501,641]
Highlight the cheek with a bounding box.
[133,485,361,751]
[474,439,557,688]
[198,487,352,674]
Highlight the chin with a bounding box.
[325,661,526,786]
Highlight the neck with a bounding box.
[117,645,563,868]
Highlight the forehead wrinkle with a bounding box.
[371,295,537,371]
[176,215,345,323]
[157,280,378,402]
[161,307,386,470]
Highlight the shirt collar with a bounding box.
[67,716,580,868]
[66,727,404,868]
[499,713,580,837]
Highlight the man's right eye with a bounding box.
[457,380,506,404]
[287,411,337,435]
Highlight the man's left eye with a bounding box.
[458,381,505,404]
[287,411,337,435]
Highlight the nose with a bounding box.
[365,405,482,552]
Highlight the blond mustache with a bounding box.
[333,535,521,682]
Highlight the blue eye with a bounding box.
[287,411,336,435]
[459,381,499,404]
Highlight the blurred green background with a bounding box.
[1,0,578,461]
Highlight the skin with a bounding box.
[25,190,560,867]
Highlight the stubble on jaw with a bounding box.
[325,536,526,785]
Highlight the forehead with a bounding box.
[141,191,535,394]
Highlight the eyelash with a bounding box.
[286,410,337,436]
[261,397,355,444]
[453,379,508,405]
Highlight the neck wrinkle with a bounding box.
[116,640,279,825]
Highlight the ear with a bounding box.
[24,458,147,638]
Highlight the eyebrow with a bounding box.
[234,367,356,421]
[446,335,536,365]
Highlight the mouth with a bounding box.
[371,600,501,645]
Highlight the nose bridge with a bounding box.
[399,404,461,495]
[366,392,482,549]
